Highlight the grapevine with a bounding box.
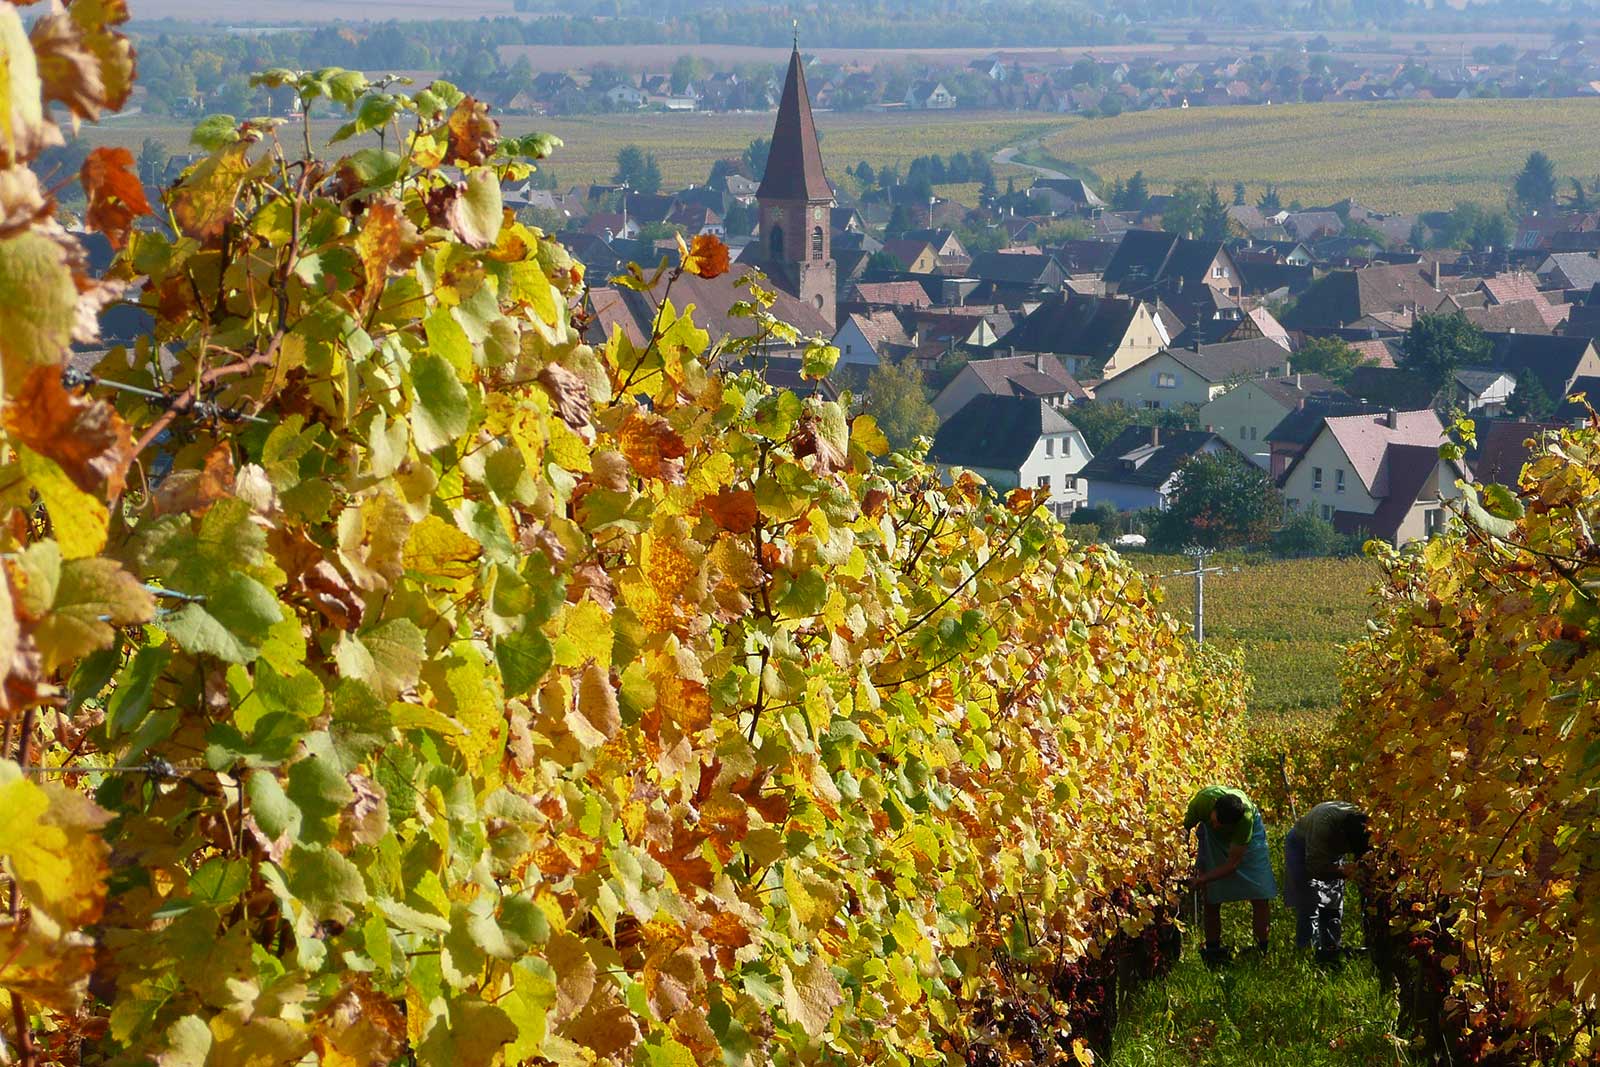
[0,16,1247,1067]
[1339,420,1600,1065]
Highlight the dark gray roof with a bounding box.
[993,295,1140,364]
[969,252,1064,286]
[1486,332,1598,404]
[1103,230,1227,293]
[930,394,1079,471]
[1077,426,1227,489]
[1163,337,1292,382]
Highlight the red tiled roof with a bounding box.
[1321,409,1446,495]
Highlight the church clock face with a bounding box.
[813,207,823,222]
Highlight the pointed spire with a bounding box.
[755,39,832,203]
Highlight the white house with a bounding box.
[1093,337,1292,411]
[1077,425,1238,511]
[605,84,646,108]
[905,81,957,109]
[1278,409,1462,545]
[928,395,1091,518]
[1450,368,1517,416]
[832,310,912,369]
[1197,372,1346,469]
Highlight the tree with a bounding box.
[613,144,661,193]
[137,136,168,186]
[1200,183,1231,242]
[1122,169,1149,210]
[1233,181,1247,206]
[1292,335,1367,384]
[1568,176,1589,210]
[1507,371,1556,419]
[856,160,875,186]
[723,199,755,236]
[1258,185,1282,213]
[884,203,916,237]
[1065,400,1136,454]
[1470,210,1512,253]
[1514,150,1558,209]
[743,136,771,180]
[1272,513,1358,558]
[1161,178,1209,238]
[1400,312,1490,399]
[863,360,938,450]
[1150,452,1281,551]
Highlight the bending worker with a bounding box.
[1182,784,1276,964]
[1284,800,1371,964]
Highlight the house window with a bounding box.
[1249,426,1257,441]
[1061,437,1070,457]
[1239,425,1247,439]
[1066,476,1078,491]
[1335,469,1346,493]
[1045,437,1054,457]
[1037,474,1052,490]
[1312,466,1323,490]
[1157,372,1178,388]
[1287,498,1299,512]
[845,343,853,355]
[1425,508,1444,535]
[811,227,824,260]
[770,225,784,258]
[1143,400,1161,410]
[1321,504,1333,521]
[1212,265,1229,279]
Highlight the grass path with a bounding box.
[1109,836,1414,1067]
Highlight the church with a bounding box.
[739,42,838,329]
[586,42,838,355]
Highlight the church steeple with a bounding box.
[755,40,836,327]
[756,45,832,204]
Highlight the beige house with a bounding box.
[1093,337,1292,411]
[1197,372,1345,468]
[1279,409,1465,546]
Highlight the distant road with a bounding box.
[994,139,1069,180]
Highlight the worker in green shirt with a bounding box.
[1284,801,1371,965]
[1183,785,1277,965]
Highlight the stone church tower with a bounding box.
[754,44,836,328]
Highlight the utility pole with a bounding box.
[1156,547,1228,646]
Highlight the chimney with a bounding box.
[1008,346,1016,360]
[1295,372,1302,388]
[1432,259,1442,291]
[1385,408,1398,429]
[1297,396,1306,411]
[1282,360,1292,378]
[1035,352,1046,373]
[1150,425,1160,446]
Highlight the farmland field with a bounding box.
[91,99,1600,211]
[1041,98,1600,213]
[1132,555,1378,716]
[86,109,1063,192]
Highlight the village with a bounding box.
[486,34,1600,118]
[489,42,1600,554]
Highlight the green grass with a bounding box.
[1040,98,1600,214]
[1110,834,1414,1067]
[1132,556,1378,716]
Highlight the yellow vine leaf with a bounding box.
[0,760,111,926]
